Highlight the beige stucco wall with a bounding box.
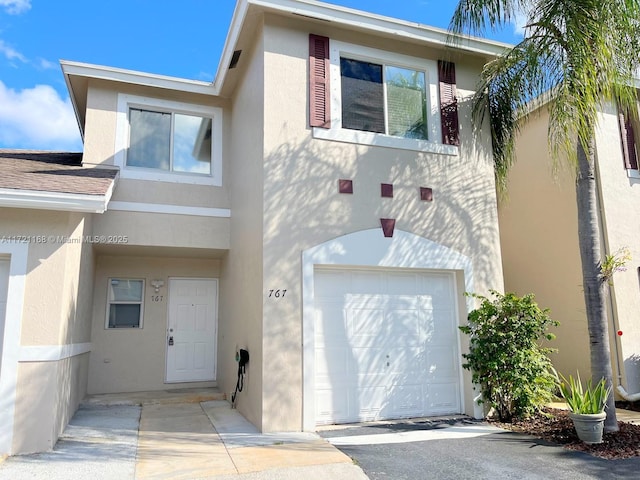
[258,18,504,431]
[88,255,221,394]
[594,102,640,391]
[0,209,94,453]
[93,211,229,251]
[498,108,593,381]
[218,19,266,429]
[83,81,231,251]
[83,80,229,170]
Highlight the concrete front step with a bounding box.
[83,387,225,406]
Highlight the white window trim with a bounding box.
[114,94,223,186]
[105,278,145,329]
[312,40,458,156]
[627,169,640,179]
[0,244,28,455]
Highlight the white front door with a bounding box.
[166,278,217,383]
[0,258,9,375]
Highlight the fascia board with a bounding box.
[62,62,85,142]
[257,0,511,55]
[60,61,217,96]
[213,0,510,92]
[0,188,110,213]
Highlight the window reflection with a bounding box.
[173,114,212,174]
[126,108,212,175]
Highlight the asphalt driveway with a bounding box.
[319,417,640,480]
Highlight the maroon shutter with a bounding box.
[618,109,638,170]
[309,34,330,129]
[438,61,459,146]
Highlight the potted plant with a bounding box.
[557,372,611,444]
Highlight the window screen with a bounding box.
[340,57,428,140]
[385,66,427,140]
[128,109,171,170]
[340,58,385,134]
[108,279,144,328]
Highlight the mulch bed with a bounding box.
[488,407,640,459]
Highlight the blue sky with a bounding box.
[0,0,522,151]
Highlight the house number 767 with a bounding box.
[268,289,287,298]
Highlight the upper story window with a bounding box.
[340,58,428,140]
[128,109,212,174]
[619,107,640,178]
[309,35,459,155]
[115,94,222,185]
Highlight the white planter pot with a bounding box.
[568,411,606,444]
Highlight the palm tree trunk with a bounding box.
[575,134,618,432]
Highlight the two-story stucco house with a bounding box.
[0,0,508,455]
[499,101,640,406]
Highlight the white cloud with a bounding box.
[0,0,30,15]
[36,57,56,70]
[0,39,26,62]
[512,6,532,37]
[0,81,82,150]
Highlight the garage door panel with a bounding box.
[419,274,454,300]
[316,388,350,424]
[351,271,385,294]
[387,347,423,376]
[386,273,420,294]
[348,307,386,343]
[428,313,457,345]
[314,268,462,425]
[315,306,348,342]
[427,383,460,412]
[386,309,421,341]
[357,386,386,420]
[426,346,459,380]
[388,384,424,417]
[315,346,350,386]
[314,271,350,297]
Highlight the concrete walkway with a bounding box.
[3,391,640,480]
[0,391,368,480]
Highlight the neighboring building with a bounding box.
[499,103,640,402]
[0,0,507,455]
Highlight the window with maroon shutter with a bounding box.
[438,61,459,146]
[309,34,331,129]
[618,108,638,170]
[310,39,461,153]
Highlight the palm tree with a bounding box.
[449,0,640,431]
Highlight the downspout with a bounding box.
[615,270,640,401]
[594,147,626,391]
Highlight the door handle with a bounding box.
[168,336,174,346]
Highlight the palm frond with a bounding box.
[452,0,640,192]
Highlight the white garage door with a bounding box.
[314,268,461,425]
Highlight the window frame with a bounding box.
[620,106,640,179]
[312,40,457,155]
[105,278,145,329]
[114,94,223,186]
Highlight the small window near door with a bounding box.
[107,278,144,328]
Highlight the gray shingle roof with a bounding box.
[0,150,118,196]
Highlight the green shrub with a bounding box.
[460,291,559,422]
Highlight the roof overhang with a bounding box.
[62,0,512,139]
[212,0,512,94]
[0,174,116,214]
[61,61,217,140]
